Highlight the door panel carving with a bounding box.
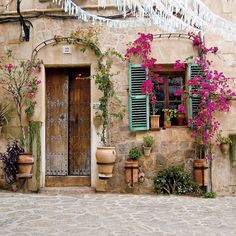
[46,69,69,176]
[46,68,91,176]
[69,70,91,175]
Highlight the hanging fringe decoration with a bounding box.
[52,0,236,39]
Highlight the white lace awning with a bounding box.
[52,0,236,40]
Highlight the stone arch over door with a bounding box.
[32,38,100,188]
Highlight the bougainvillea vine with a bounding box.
[125,32,236,156]
[125,33,163,115]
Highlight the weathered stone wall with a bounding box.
[0,0,235,194]
[108,128,195,193]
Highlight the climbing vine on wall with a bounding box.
[29,121,42,192]
[70,27,124,146]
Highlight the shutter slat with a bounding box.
[128,64,149,131]
[188,63,202,119]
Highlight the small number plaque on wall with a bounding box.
[63,45,71,54]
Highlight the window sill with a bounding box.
[150,125,188,131]
[167,125,188,129]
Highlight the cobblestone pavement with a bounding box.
[0,192,236,236]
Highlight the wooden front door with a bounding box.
[46,68,91,176]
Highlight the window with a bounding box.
[128,63,201,131]
[152,65,186,127]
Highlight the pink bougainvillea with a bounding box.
[173,88,183,97]
[154,73,164,84]
[173,60,185,70]
[126,32,236,155]
[125,33,162,114]
[177,104,186,113]
[141,79,154,94]
[186,32,236,147]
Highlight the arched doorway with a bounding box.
[32,37,100,187]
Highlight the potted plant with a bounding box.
[143,134,154,157]
[93,111,103,127]
[162,108,176,128]
[192,142,208,189]
[93,50,124,179]
[0,49,41,178]
[149,93,160,130]
[216,130,232,155]
[125,147,142,185]
[176,104,186,126]
[0,103,11,134]
[0,140,25,185]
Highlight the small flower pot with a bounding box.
[143,146,152,157]
[176,112,186,126]
[93,117,103,126]
[220,143,230,155]
[150,115,160,130]
[164,120,171,128]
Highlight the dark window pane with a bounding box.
[169,102,180,110]
[156,102,164,127]
[155,83,164,101]
[156,102,164,115]
[169,76,183,101]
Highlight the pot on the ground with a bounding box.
[193,159,208,187]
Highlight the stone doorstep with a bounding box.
[40,186,96,195]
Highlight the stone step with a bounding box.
[40,186,96,195]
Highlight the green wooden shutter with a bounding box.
[128,64,149,131]
[188,63,202,119]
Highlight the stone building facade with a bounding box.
[0,0,236,195]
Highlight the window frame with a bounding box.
[152,64,187,127]
[128,63,201,131]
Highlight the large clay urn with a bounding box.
[96,147,116,179]
[17,153,34,177]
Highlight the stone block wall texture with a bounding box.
[0,0,235,194]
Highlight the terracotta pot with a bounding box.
[17,153,34,176]
[143,146,152,157]
[150,115,160,130]
[124,159,139,184]
[220,143,230,155]
[93,117,103,126]
[193,159,208,186]
[164,120,171,128]
[96,147,116,179]
[176,112,186,126]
